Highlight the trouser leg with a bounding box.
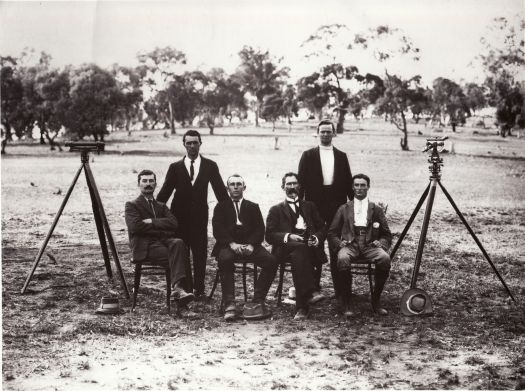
[247,246,278,303]
[217,248,236,306]
[190,225,208,294]
[360,246,391,301]
[285,242,316,310]
[164,238,189,287]
[337,244,360,302]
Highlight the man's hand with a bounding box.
[307,235,319,247]
[229,242,243,255]
[142,218,153,224]
[289,234,304,242]
[371,240,382,248]
[240,244,254,256]
[339,239,349,248]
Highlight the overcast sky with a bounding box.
[0,0,522,86]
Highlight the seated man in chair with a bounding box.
[328,173,392,316]
[212,174,277,321]
[266,172,327,320]
[125,169,194,306]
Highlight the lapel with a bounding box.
[137,195,155,217]
[346,201,355,228]
[333,147,341,183]
[176,159,192,186]
[313,147,323,185]
[366,202,374,227]
[280,201,295,227]
[193,156,206,187]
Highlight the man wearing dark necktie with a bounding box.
[125,170,194,306]
[212,174,277,321]
[157,130,229,297]
[266,172,327,320]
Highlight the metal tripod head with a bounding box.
[65,141,105,163]
[423,136,448,180]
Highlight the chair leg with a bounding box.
[368,265,375,311]
[165,269,171,313]
[253,265,258,286]
[276,264,286,305]
[242,264,248,302]
[132,264,142,312]
[209,270,220,299]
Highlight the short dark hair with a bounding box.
[183,129,202,144]
[137,169,156,184]
[227,174,245,185]
[352,173,370,187]
[317,120,335,133]
[281,172,299,188]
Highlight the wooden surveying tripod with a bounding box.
[391,137,515,316]
[21,142,130,298]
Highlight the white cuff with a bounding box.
[312,235,319,246]
[284,233,290,243]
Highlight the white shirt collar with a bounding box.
[185,154,201,163]
[286,196,299,203]
[319,144,333,150]
[231,197,243,204]
[355,196,369,204]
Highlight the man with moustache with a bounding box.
[328,174,392,316]
[212,174,277,321]
[266,172,327,320]
[157,130,229,298]
[125,169,194,306]
[298,119,353,308]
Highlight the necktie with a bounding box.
[148,199,156,218]
[287,200,300,217]
[190,159,195,181]
[234,201,241,224]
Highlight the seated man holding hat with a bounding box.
[328,173,392,316]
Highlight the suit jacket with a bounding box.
[265,200,327,264]
[298,146,353,207]
[211,198,265,256]
[327,200,392,253]
[125,195,179,262]
[156,156,228,235]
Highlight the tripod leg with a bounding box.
[390,182,431,259]
[85,165,112,279]
[21,164,84,294]
[410,179,438,289]
[438,181,516,302]
[84,163,130,298]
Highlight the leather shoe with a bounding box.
[242,302,272,320]
[293,308,308,320]
[308,291,326,305]
[343,305,355,318]
[171,288,194,306]
[374,307,388,316]
[224,303,236,321]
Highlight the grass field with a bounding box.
[2,120,525,390]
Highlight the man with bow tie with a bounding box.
[157,130,229,298]
[212,174,277,321]
[266,172,327,320]
[328,174,392,316]
[125,169,194,306]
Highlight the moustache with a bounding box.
[286,188,298,195]
[144,186,154,190]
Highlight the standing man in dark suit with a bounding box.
[266,172,327,320]
[328,174,392,316]
[212,174,277,321]
[298,120,353,307]
[157,130,229,297]
[125,169,194,305]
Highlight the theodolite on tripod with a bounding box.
[390,136,515,316]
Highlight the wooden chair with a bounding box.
[274,257,293,305]
[346,258,376,309]
[208,258,258,302]
[131,259,171,313]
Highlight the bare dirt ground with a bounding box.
[2,120,525,390]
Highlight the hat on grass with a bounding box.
[400,288,433,316]
[95,296,121,315]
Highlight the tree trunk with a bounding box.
[400,111,409,151]
[168,101,176,134]
[288,116,292,132]
[272,121,276,132]
[1,138,7,154]
[451,121,457,132]
[336,111,346,134]
[209,124,214,135]
[255,103,260,127]
[126,115,131,136]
